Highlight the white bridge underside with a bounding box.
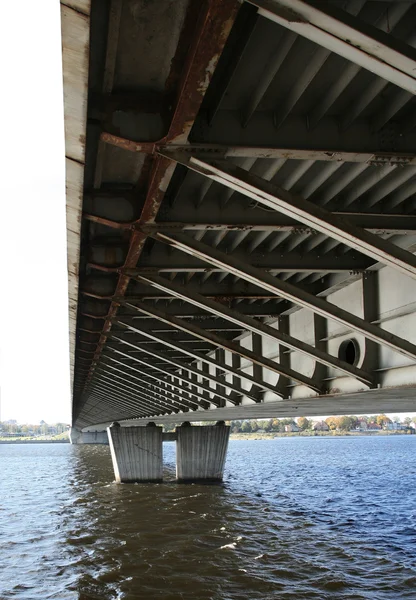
[61,0,416,430]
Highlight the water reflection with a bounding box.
[1,437,416,599]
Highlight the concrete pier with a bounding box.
[81,431,108,444]
[69,427,82,444]
[69,428,108,445]
[176,423,230,483]
[107,423,163,483]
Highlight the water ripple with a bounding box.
[0,437,415,598]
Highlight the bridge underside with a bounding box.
[62,0,416,430]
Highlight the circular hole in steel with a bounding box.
[338,339,360,366]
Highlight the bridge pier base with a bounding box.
[69,427,82,444]
[69,428,108,444]
[81,431,108,444]
[176,422,230,483]
[107,423,163,483]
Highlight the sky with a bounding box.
[0,2,71,423]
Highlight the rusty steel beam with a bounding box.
[99,138,416,165]
[83,213,416,235]
[82,290,286,302]
[82,0,240,397]
[142,217,416,235]
[83,213,132,230]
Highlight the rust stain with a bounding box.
[81,0,240,391]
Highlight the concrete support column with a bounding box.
[107,423,163,483]
[81,431,109,444]
[69,427,82,444]
[176,422,230,483]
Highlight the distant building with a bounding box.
[358,420,368,431]
[385,422,407,431]
[367,422,381,430]
[285,423,300,432]
[313,421,329,432]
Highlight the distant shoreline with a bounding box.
[230,430,414,440]
[0,439,70,444]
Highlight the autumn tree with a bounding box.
[337,415,356,431]
[376,414,391,427]
[297,417,310,430]
[325,416,338,430]
[271,418,281,431]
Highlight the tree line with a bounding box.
[230,414,416,433]
[164,414,416,433]
[0,421,68,435]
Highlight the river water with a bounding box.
[1,436,415,599]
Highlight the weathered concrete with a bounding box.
[107,423,163,483]
[69,427,82,444]
[176,423,230,483]
[70,428,108,444]
[81,431,108,444]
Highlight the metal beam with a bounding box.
[248,0,416,94]
[91,375,175,414]
[114,319,284,396]
[130,249,372,273]
[87,382,165,416]
[189,111,416,155]
[121,300,321,391]
[133,273,374,385]
[83,393,148,418]
[89,387,168,418]
[81,0,240,399]
[152,231,416,361]
[101,353,217,407]
[183,157,416,281]
[306,2,412,129]
[99,138,416,164]
[94,368,190,412]
[89,373,173,411]
[140,216,416,235]
[106,341,251,403]
[100,357,209,410]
